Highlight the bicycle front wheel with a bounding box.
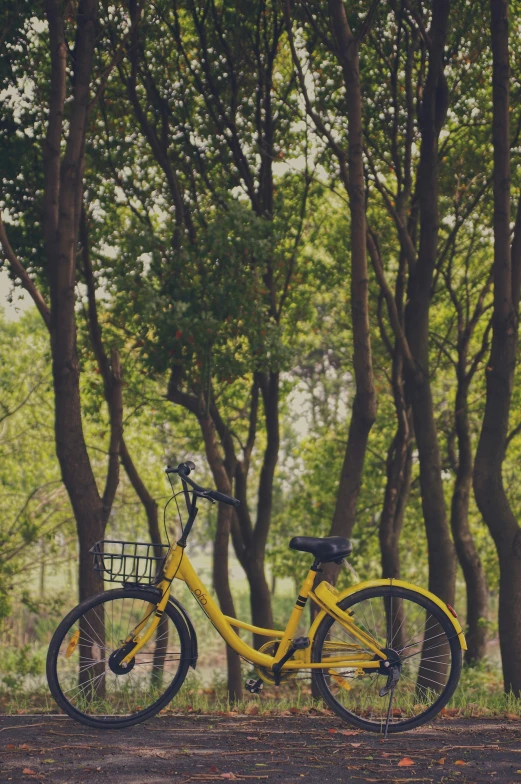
[47,587,191,729]
[312,585,462,733]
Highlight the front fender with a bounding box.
[305,578,467,661]
[169,596,198,668]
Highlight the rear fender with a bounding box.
[305,578,467,662]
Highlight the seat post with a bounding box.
[311,557,322,572]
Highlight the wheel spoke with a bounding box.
[313,587,460,731]
[49,590,188,726]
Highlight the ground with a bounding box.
[0,714,519,783]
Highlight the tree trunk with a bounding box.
[166,387,244,699]
[119,438,161,549]
[242,557,274,649]
[224,375,276,647]
[404,373,455,604]
[325,0,377,586]
[378,350,412,654]
[42,0,107,606]
[46,0,112,698]
[404,0,455,608]
[379,350,413,587]
[473,0,521,695]
[199,415,243,700]
[244,371,278,638]
[117,440,171,684]
[451,377,489,665]
[213,504,243,702]
[399,0,454,691]
[2,0,115,690]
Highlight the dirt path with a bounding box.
[0,714,519,783]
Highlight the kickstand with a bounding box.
[384,686,395,740]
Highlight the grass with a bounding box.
[0,581,517,721]
[2,661,521,721]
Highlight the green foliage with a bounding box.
[1,644,44,691]
[0,0,517,700]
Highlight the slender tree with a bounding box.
[0,0,124,605]
[285,0,378,587]
[99,0,309,659]
[473,0,521,694]
[364,0,492,659]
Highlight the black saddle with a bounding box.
[289,536,352,564]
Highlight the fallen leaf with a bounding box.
[398,757,415,767]
[6,744,15,749]
[350,743,361,748]
[42,760,55,764]
[221,774,237,780]
[455,760,466,765]
[245,705,259,716]
[328,728,337,733]
[505,712,520,720]
[436,758,446,765]
[19,744,30,750]
[289,707,299,714]
[339,730,359,736]
[22,769,37,776]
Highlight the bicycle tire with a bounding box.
[46,587,191,729]
[311,585,462,733]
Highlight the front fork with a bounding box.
[117,549,181,667]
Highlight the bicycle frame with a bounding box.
[119,541,385,672]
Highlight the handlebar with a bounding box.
[166,462,240,508]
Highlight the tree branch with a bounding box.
[367,225,415,372]
[0,214,51,330]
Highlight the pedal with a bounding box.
[245,678,264,694]
[292,636,310,650]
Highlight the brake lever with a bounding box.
[196,490,216,504]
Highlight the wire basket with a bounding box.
[90,540,170,585]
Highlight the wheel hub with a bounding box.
[108,642,136,675]
[377,646,401,675]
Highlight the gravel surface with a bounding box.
[0,714,520,783]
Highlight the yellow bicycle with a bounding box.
[46,461,466,733]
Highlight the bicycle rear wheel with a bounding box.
[311,585,462,733]
[47,587,191,729]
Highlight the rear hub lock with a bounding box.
[376,647,402,697]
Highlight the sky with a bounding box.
[0,268,31,320]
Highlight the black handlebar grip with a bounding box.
[207,490,240,508]
[166,461,196,475]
